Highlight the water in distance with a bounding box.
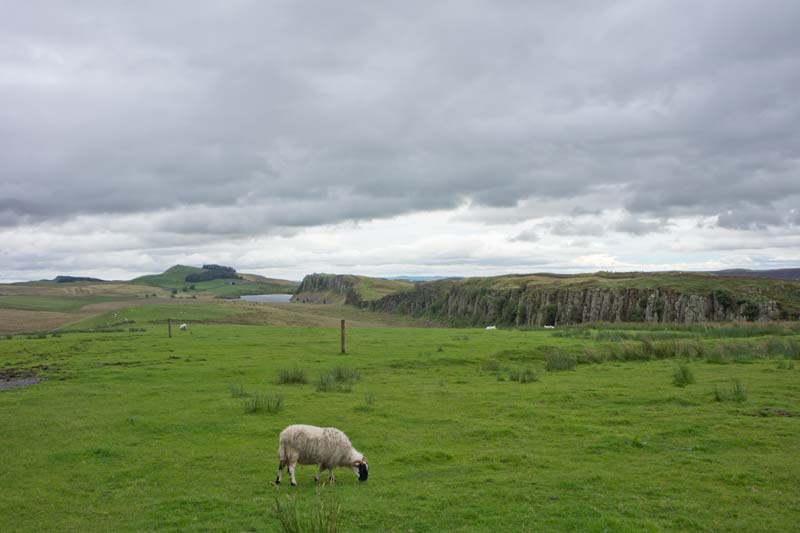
[238,294,293,303]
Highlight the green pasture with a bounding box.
[2,311,799,531]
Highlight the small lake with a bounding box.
[238,294,293,303]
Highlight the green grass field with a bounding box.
[2,303,799,531]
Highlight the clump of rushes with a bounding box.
[672,364,695,387]
[509,367,538,383]
[714,379,747,403]
[277,366,308,384]
[274,495,343,533]
[317,367,361,392]
[545,352,577,371]
[243,392,284,413]
[229,384,248,398]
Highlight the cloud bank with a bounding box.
[1,1,798,280]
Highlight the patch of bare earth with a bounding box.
[0,368,46,391]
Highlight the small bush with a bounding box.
[672,364,695,387]
[243,392,284,414]
[545,352,577,372]
[277,367,308,385]
[714,379,747,403]
[274,495,343,533]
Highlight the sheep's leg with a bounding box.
[315,464,325,483]
[275,461,284,485]
[328,468,335,483]
[288,463,297,486]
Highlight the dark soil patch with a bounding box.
[757,408,795,417]
[0,368,46,390]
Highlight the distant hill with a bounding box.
[132,265,298,298]
[298,271,800,325]
[53,275,106,283]
[385,276,464,282]
[711,269,800,281]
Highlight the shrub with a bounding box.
[545,352,577,371]
[274,495,343,533]
[775,359,795,370]
[277,367,308,385]
[672,364,695,387]
[243,392,284,414]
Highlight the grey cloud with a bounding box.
[512,229,540,242]
[613,215,667,235]
[2,0,800,235]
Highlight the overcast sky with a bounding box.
[2,1,799,282]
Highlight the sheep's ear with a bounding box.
[352,460,362,466]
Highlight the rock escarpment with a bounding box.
[294,272,798,325]
[291,274,362,305]
[367,284,784,326]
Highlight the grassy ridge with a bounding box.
[1,312,799,531]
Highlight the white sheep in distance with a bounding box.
[485,325,497,330]
[275,424,368,486]
[179,323,188,331]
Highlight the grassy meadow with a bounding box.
[1,301,800,531]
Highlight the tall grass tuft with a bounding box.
[775,358,795,370]
[317,367,361,392]
[243,392,284,413]
[277,366,308,384]
[229,384,248,398]
[672,364,695,387]
[714,379,747,403]
[274,495,344,533]
[509,367,538,383]
[331,366,360,383]
[545,352,577,372]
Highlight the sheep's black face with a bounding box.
[357,463,369,482]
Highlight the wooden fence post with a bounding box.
[168,318,172,338]
[341,319,346,354]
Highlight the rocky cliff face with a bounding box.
[291,274,362,305]
[365,284,784,326]
[294,273,794,325]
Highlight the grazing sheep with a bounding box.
[485,325,497,330]
[179,323,188,331]
[275,424,368,486]
[544,325,555,329]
